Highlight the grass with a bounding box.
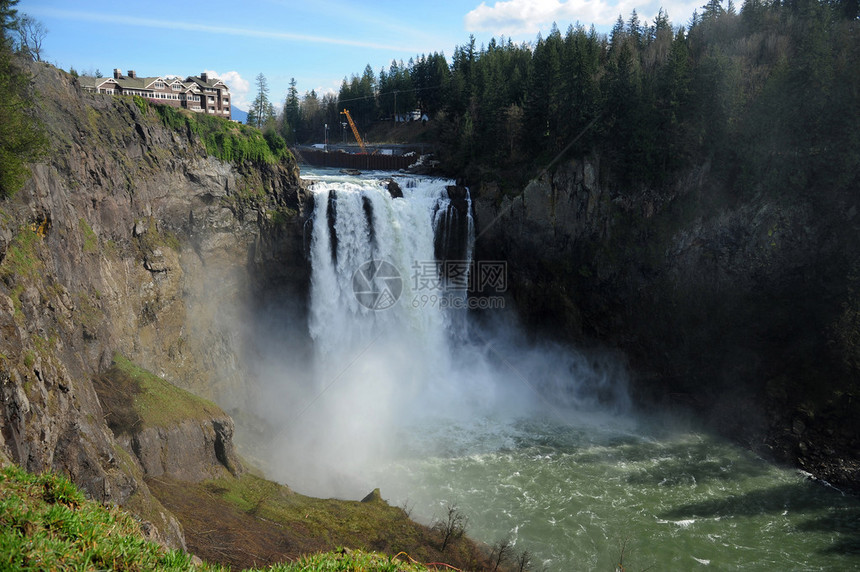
[0,226,43,281]
[271,549,428,571]
[0,463,450,571]
[92,354,225,434]
[135,215,181,255]
[148,473,492,571]
[0,464,210,572]
[79,217,98,254]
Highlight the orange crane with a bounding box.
[340,109,368,154]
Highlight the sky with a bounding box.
[22,0,703,111]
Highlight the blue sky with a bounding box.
[22,0,702,110]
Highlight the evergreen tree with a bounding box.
[524,27,563,153]
[610,14,627,52]
[0,0,17,48]
[0,0,46,197]
[248,73,273,129]
[282,77,300,143]
[627,9,643,48]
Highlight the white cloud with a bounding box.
[207,70,251,110]
[465,0,698,36]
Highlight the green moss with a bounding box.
[74,291,101,335]
[10,284,24,317]
[102,354,223,431]
[0,227,43,281]
[104,239,118,257]
[79,218,98,253]
[85,106,100,133]
[150,103,291,165]
[268,207,298,226]
[135,216,180,255]
[22,351,34,369]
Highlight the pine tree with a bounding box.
[248,73,272,129]
[0,0,18,48]
[282,77,300,143]
[0,0,46,197]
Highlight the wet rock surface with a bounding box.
[473,157,860,491]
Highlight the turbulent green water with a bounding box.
[372,414,860,571]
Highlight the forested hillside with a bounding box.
[283,0,857,201]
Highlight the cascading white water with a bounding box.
[274,170,628,498]
[308,176,457,370]
[274,174,475,496]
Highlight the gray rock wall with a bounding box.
[473,156,860,490]
[0,62,309,545]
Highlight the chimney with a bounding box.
[200,72,208,83]
[113,68,122,79]
[127,70,136,79]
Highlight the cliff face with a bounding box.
[0,62,308,546]
[474,157,860,490]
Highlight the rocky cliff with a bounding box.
[473,157,860,490]
[0,62,308,547]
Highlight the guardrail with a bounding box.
[297,149,416,171]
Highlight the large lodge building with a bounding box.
[81,69,231,119]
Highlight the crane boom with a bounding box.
[340,109,368,154]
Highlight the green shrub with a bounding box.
[149,104,292,166]
[271,548,427,571]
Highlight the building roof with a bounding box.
[79,72,229,93]
[184,74,228,90]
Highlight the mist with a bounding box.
[239,172,633,499]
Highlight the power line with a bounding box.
[335,83,444,105]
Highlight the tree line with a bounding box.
[0,0,47,197]
[252,0,857,197]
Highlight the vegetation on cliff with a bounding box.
[148,473,497,571]
[135,96,293,167]
[94,354,226,435]
[0,0,47,198]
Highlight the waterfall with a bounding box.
[285,175,476,495]
[272,172,627,498]
[308,177,466,363]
